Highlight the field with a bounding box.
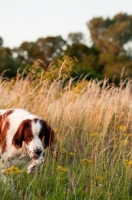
[0,75,132,200]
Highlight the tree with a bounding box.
[67,32,86,45]
[36,36,67,64]
[14,36,67,66]
[65,43,90,61]
[87,13,132,54]
[0,37,3,47]
[65,43,102,79]
[0,47,25,78]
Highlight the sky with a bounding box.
[0,0,132,48]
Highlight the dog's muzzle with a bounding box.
[32,149,43,159]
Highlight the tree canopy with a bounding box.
[0,12,132,82]
[87,13,132,54]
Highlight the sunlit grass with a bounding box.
[0,74,132,199]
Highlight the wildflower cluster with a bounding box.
[96,176,104,186]
[96,176,104,183]
[119,126,127,131]
[114,139,129,148]
[114,126,131,148]
[62,148,74,157]
[57,165,68,172]
[120,140,129,146]
[123,159,132,167]
[81,159,94,165]
[4,166,21,175]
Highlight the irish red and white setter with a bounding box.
[0,108,54,174]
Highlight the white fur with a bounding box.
[0,108,45,174]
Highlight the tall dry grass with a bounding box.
[0,74,132,199]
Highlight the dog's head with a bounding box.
[12,118,54,160]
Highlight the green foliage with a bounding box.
[1,12,132,83]
[72,80,88,94]
[0,47,25,78]
[99,53,132,81]
[43,55,74,80]
[87,13,132,54]
[67,32,85,44]
[65,44,102,80]
[0,37,3,47]
[13,36,67,66]
[25,56,75,82]
[65,43,90,61]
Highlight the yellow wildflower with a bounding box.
[57,166,68,172]
[4,166,21,175]
[69,152,74,156]
[119,126,127,131]
[124,159,129,166]
[62,148,74,157]
[123,159,132,167]
[81,159,94,165]
[123,134,127,137]
[62,148,67,153]
[96,176,104,183]
[90,132,99,137]
[98,133,105,138]
[114,137,119,142]
[120,140,129,146]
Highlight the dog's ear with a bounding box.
[39,120,54,148]
[12,119,31,148]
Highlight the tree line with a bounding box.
[0,12,132,83]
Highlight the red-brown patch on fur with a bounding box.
[0,110,14,153]
[12,119,33,148]
[12,117,54,149]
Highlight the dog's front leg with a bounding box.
[27,154,44,174]
[0,154,11,175]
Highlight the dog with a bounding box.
[0,108,54,175]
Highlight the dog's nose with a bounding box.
[35,149,42,156]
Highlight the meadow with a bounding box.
[0,73,132,200]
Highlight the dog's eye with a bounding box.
[27,135,33,140]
